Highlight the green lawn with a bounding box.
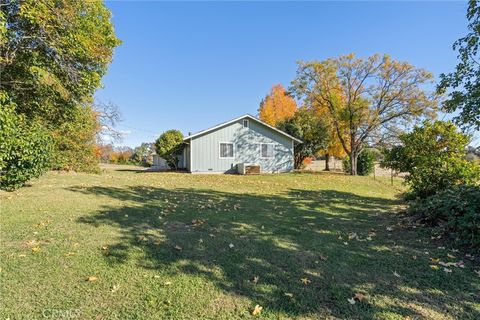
[1,165,479,319]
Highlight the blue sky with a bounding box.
[96,1,471,147]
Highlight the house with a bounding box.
[181,114,302,174]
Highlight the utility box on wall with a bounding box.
[237,163,261,175]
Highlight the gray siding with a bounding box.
[189,118,294,173]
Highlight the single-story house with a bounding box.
[180,114,302,174]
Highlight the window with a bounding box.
[243,119,249,128]
[260,143,274,158]
[219,143,234,158]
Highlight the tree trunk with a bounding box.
[350,151,358,175]
[324,153,330,171]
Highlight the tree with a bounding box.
[290,54,437,175]
[343,148,375,176]
[0,0,120,171]
[311,102,347,171]
[438,0,480,129]
[258,84,297,126]
[381,121,480,198]
[277,108,329,169]
[132,142,155,166]
[155,130,184,170]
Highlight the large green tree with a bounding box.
[0,0,120,170]
[277,108,329,169]
[290,54,437,175]
[438,0,480,129]
[1,0,120,122]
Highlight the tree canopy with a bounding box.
[1,0,121,124]
[155,130,184,170]
[0,0,120,178]
[258,84,297,126]
[438,0,480,130]
[290,54,437,175]
[277,108,329,169]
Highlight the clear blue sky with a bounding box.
[95,1,471,147]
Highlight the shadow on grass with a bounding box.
[70,185,478,319]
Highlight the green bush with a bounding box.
[0,94,53,191]
[155,130,184,170]
[408,185,480,249]
[381,121,480,198]
[343,149,375,176]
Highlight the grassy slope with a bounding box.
[0,165,478,319]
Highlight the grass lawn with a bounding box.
[1,165,479,319]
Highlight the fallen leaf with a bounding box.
[393,271,401,278]
[26,240,39,247]
[65,252,75,256]
[443,268,452,273]
[31,246,41,253]
[474,270,480,277]
[229,243,234,248]
[252,276,259,284]
[430,258,439,264]
[251,304,262,316]
[163,281,172,286]
[447,253,456,259]
[101,246,108,251]
[111,284,120,293]
[354,293,366,301]
[174,245,182,251]
[87,276,97,282]
[198,238,203,244]
[430,265,439,270]
[300,278,311,285]
[284,292,294,298]
[386,227,393,231]
[347,297,356,305]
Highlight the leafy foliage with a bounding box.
[51,106,100,173]
[408,185,480,249]
[155,130,184,170]
[1,0,121,123]
[0,93,52,190]
[382,121,480,198]
[343,149,375,176]
[131,143,155,166]
[438,0,480,129]
[258,84,297,126]
[290,54,437,175]
[277,108,329,169]
[0,0,120,174]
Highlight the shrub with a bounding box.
[343,149,375,176]
[0,94,53,191]
[381,121,480,198]
[51,106,100,173]
[408,185,480,249]
[155,130,184,170]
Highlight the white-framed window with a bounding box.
[219,142,234,159]
[260,143,275,158]
[243,119,249,128]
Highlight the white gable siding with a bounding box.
[189,118,294,173]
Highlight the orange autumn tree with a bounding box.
[258,84,297,126]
